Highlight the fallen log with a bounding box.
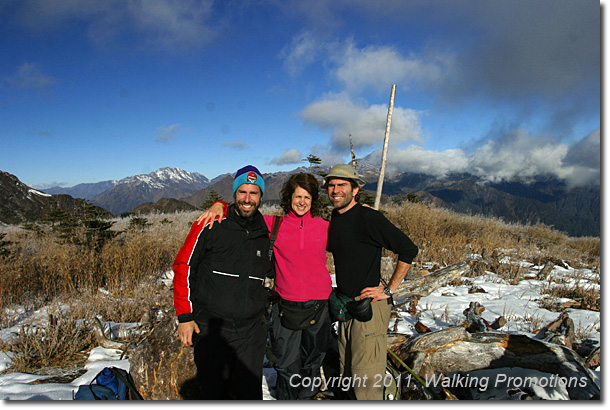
[393,263,470,301]
[395,326,599,400]
[91,317,131,351]
[534,312,575,349]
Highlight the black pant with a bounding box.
[271,300,330,400]
[193,316,267,400]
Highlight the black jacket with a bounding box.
[173,205,271,329]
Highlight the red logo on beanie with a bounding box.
[247,171,258,183]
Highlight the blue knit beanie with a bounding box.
[233,165,265,197]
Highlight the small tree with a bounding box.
[200,190,224,210]
[128,216,151,231]
[81,201,118,251]
[407,192,421,203]
[0,233,12,259]
[302,154,322,173]
[44,206,69,227]
[359,190,376,207]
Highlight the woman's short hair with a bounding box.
[280,173,321,216]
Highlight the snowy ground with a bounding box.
[0,261,602,401]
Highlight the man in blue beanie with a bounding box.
[232,165,265,218]
[173,165,270,399]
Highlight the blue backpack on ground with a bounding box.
[74,366,143,400]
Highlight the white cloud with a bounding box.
[332,40,453,94]
[123,0,216,52]
[564,129,600,169]
[562,129,601,187]
[371,128,601,187]
[155,124,181,142]
[467,129,569,182]
[13,0,217,53]
[269,148,303,165]
[368,146,469,177]
[301,92,424,151]
[223,140,249,150]
[4,63,57,90]
[32,181,67,189]
[280,31,320,76]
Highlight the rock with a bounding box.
[415,321,432,334]
[468,286,486,294]
[129,309,200,400]
[574,338,600,359]
[462,301,490,333]
[585,346,600,369]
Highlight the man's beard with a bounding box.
[235,200,260,219]
[330,193,354,211]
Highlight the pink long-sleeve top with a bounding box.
[266,210,332,302]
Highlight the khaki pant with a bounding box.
[337,300,391,400]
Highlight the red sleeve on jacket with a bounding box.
[172,221,206,322]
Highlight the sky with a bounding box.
[0,0,601,189]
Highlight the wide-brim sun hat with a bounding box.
[323,163,366,188]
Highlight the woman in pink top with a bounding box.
[199,173,332,400]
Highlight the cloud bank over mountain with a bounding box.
[360,129,600,188]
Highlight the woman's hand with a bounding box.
[196,202,225,229]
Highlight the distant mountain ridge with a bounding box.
[44,180,118,199]
[368,172,600,237]
[3,165,600,237]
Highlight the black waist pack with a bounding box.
[346,297,373,322]
[278,299,325,330]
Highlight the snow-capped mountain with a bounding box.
[90,167,210,215]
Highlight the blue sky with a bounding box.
[0,0,601,189]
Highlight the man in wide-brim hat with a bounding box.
[324,163,419,400]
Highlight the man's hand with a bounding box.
[359,283,388,304]
[178,321,200,346]
[195,202,225,229]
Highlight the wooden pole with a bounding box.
[374,84,396,210]
[349,134,357,168]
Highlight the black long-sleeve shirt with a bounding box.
[327,203,419,298]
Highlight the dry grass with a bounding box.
[0,307,94,372]
[382,201,599,269]
[0,212,194,324]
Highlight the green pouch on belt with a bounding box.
[328,289,353,322]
